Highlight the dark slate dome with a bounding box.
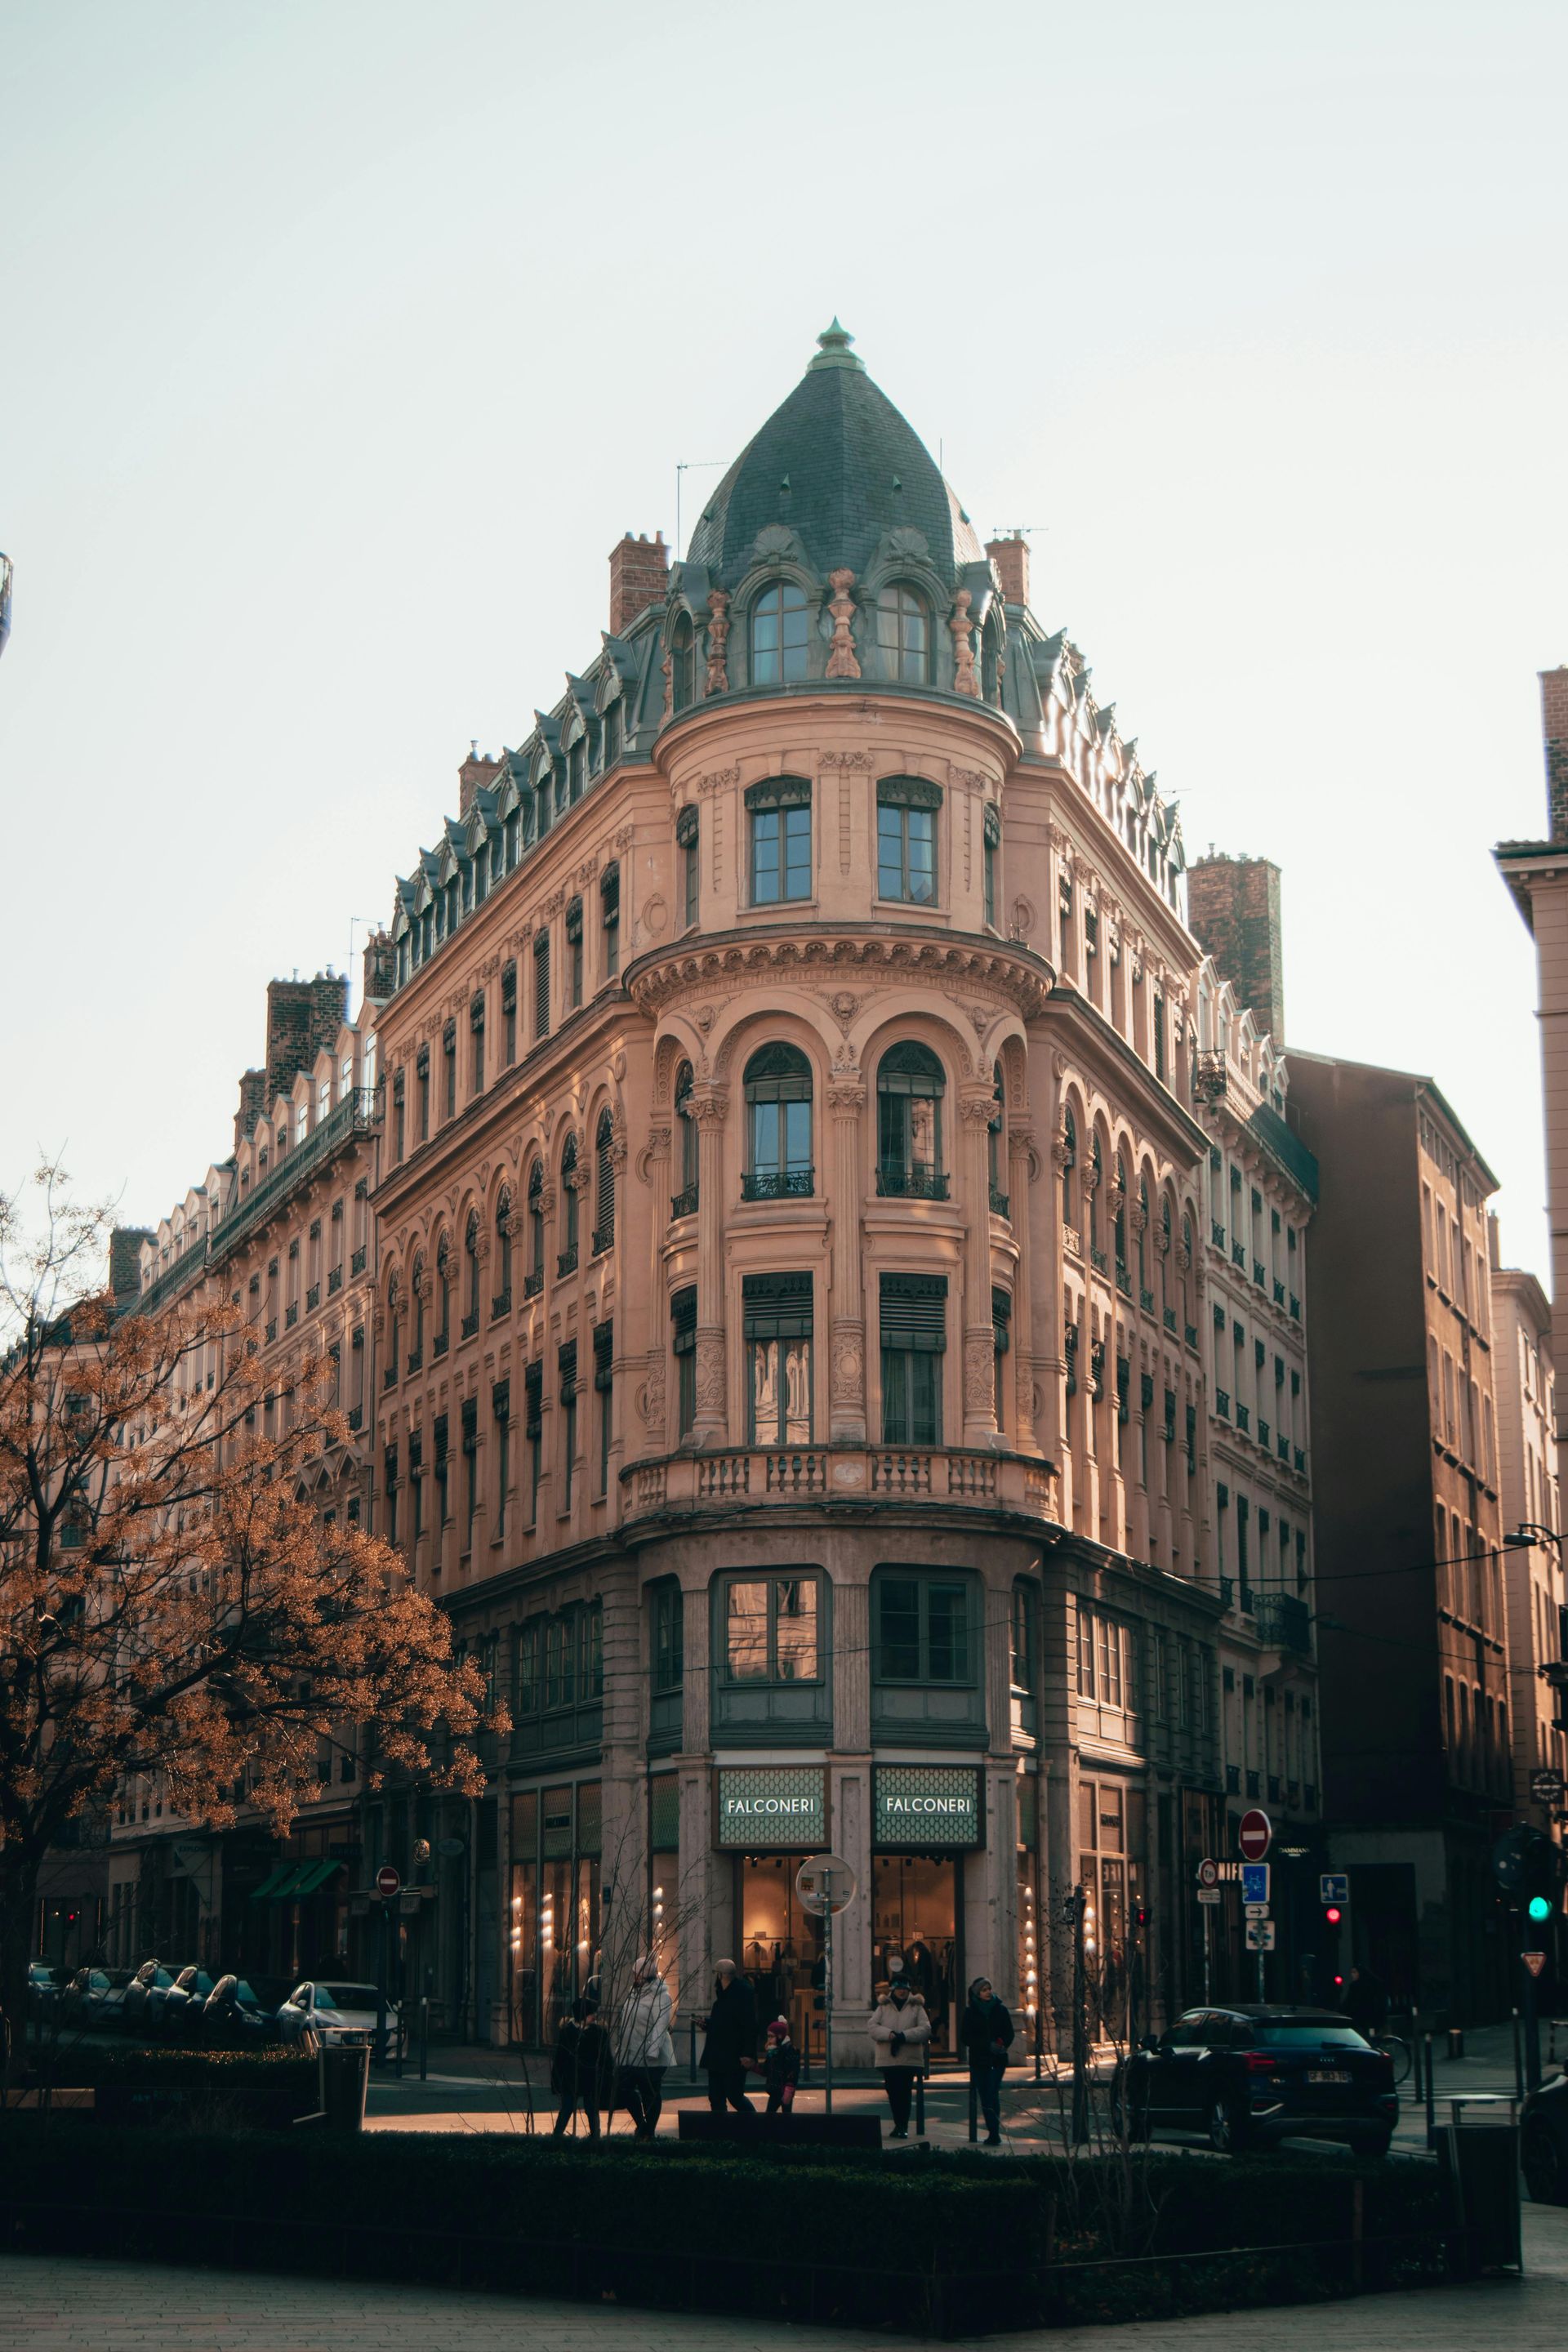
[685,323,983,588]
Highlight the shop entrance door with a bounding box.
[737,1855,826,2058]
[872,1855,960,2055]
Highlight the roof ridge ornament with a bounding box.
[808,317,866,374]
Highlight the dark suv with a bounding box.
[1118,2004,1398,2154]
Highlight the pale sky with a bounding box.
[3,1,1566,1276]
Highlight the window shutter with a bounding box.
[501,959,516,1010]
[742,1271,813,1339]
[492,1379,510,1421]
[565,897,583,943]
[875,774,943,810]
[676,805,698,848]
[991,1285,1011,1352]
[593,1321,613,1392]
[461,1398,477,1454]
[671,1285,697,1355]
[524,1361,543,1436]
[532,932,550,1036]
[558,1341,577,1403]
[743,776,811,812]
[879,1272,947,1351]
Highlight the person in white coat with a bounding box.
[866,1976,931,2139]
[614,1954,675,2140]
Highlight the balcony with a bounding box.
[1254,1260,1267,1289]
[622,1443,1056,1526]
[492,1289,512,1320]
[1212,1221,1227,1250]
[1164,1307,1177,1333]
[557,1247,579,1277]
[670,1183,698,1220]
[1115,1261,1132,1298]
[523,1269,544,1299]
[265,1319,278,1344]
[305,1283,320,1312]
[742,1170,814,1203]
[351,1245,368,1275]
[1239,1585,1256,1615]
[346,1405,363,1432]
[1294,1444,1306,1472]
[461,1312,479,1339]
[213,1089,381,1267]
[1290,1294,1301,1320]
[434,1330,449,1359]
[1236,1404,1250,1432]
[383,1366,398,1391]
[1258,1418,1270,1449]
[1278,1432,1290,1462]
[989,1186,1010,1218]
[1254,1592,1312,1655]
[1185,1323,1199,1351]
[1232,1241,1247,1270]
[1216,1389,1231,1419]
[327,1266,343,1294]
[1218,1576,1235,1610]
[284,1303,299,1329]
[1090,1245,1108,1272]
[1140,1285,1156,1313]
[406,1348,422,1376]
[1273,1278,1285,1307]
[591,1223,616,1254]
[875,1163,950,1201]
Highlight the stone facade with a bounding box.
[1486,1223,1566,1822]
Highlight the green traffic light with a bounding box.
[1528,1895,1552,1923]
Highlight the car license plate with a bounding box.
[1307,2069,1351,2084]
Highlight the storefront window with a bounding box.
[872,1855,959,2052]
[1078,1775,1147,2045]
[737,1855,826,2056]
[509,1780,600,2048]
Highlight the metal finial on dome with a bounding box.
[808,317,865,373]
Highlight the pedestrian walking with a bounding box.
[761,2016,799,2115]
[700,1958,757,2115]
[614,1953,675,2140]
[1344,1962,1389,2042]
[867,1976,931,2139]
[960,1975,1013,2145]
[550,1995,612,2139]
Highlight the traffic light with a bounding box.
[1319,1896,1344,1996]
[1132,1900,1150,1932]
[1493,1824,1562,1922]
[1324,1904,1343,1927]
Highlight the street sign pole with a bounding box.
[824,1896,834,2116]
[1522,1949,1544,2092]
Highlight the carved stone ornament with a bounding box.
[694,1331,728,1412]
[661,653,673,722]
[826,1080,866,1116]
[1050,1125,1072,1173]
[818,749,873,771]
[1174,1240,1192,1273]
[949,591,979,697]
[539,1185,558,1218]
[691,1086,729,1129]
[831,1323,865,1405]
[1129,1200,1148,1236]
[959,1090,997,1131]
[643,893,669,939]
[1010,898,1036,942]
[950,766,989,793]
[824,568,861,679]
[705,590,731,697]
[828,989,862,1033]
[610,1107,630,1172]
[963,1331,996,1414]
[698,764,742,795]
[1080,1154,1101,1195]
[639,1349,666,1432]
[613,825,635,853]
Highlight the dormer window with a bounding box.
[603,697,622,769]
[750,581,808,684]
[670,616,695,712]
[568,729,586,801]
[875,584,930,683]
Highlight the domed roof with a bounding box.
[685,323,983,590]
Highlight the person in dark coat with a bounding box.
[960,1976,1013,2145]
[551,1996,611,2138]
[700,1959,757,2114]
[761,2016,799,2115]
[1344,1963,1388,2042]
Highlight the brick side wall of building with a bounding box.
[233,1068,267,1151]
[1542,666,1568,843]
[1187,853,1285,1043]
[264,974,347,1105]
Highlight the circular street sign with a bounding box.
[436,1837,466,1859]
[376,1864,401,1900]
[1197,1857,1219,1889]
[1239,1809,1272,1863]
[795,1851,858,1917]
[1531,1767,1566,1804]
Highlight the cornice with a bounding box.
[1048,983,1209,1166]
[625,924,1055,1024]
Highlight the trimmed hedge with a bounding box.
[0,2123,1450,2334]
[26,2045,315,2092]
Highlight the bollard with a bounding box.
[1423,2033,1436,2149]
[969,2078,978,2143]
[1512,2008,1525,2100]
[1447,2026,1464,2061]
[915,2071,927,2142]
[689,2016,697,2083]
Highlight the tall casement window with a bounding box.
[434,1413,450,1530]
[672,1061,698,1216]
[649,1579,684,1745]
[1137,1179,1150,1307]
[470,992,485,1096]
[524,1361,543,1521]
[671,1285,697,1438]
[670,614,695,712]
[744,1272,813,1445]
[383,1443,399,1546]
[749,580,809,684]
[392,1072,406,1163]
[566,899,584,1009]
[533,930,550,1040]
[416,1045,430,1143]
[567,723,586,802]
[880,1272,947,1446]
[876,1042,947,1198]
[408,1431,424,1541]
[722,1570,821,1682]
[492,1379,510,1539]
[593,1108,616,1252]
[594,1319,613,1494]
[408,1253,425,1370]
[983,804,1000,927]
[992,1286,1011,1424]
[443,1021,457,1120]
[434,1235,452,1356]
[602,696,622,770]
[463,1209,482,1335]
[461,1397,478,1546]
[1152,990,1166,1083]
[1060,1107,1077,1228]
[1114,1153,1129,1291]
[559,1343,577,1514]
[988,1062,1007,1214]
[385,1280,402,1390]
[535,761,552,840]
[875,583,931,682]
[493,1187,513,1314]
[558,1136,579,1274]
[601,865,620,978]
[678,805,699,929]
[526,1160,545,1295]
[501,961,518,1067]
[743,1043,813,1198]
[747,777,812,904]
[873,1568,973,1684]
[876,777,940,905]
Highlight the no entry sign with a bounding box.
[1239,1809,1272,1863]
[376,1863,401,1900]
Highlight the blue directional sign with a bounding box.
[1241,1863,1270,1905]
[1319,1872,1349,1905]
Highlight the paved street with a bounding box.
[2,2203,1565,2350]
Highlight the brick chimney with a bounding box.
[234,1068,267,1152]
[608,532,669,635]
[1187,853,1285,1044]
[109,1226,154,1304]
[362,928,396,1004]
[457,742,503,821]
[265,973,348,1104]
[1542,667,1568,842]
[987,532,1031,609]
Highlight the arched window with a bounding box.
[743,1044,813,1199]
[386,1275,402,1384]
[876,1042,947,1199]
[1061,1109,1077,1230]
[494,1187,513,1311]
[594,1107,617,1250]
[750,581,809,684]
[1089,1135,1103,1257]
[1160,1193,1174,1330]
[527,1160,545,1293]
[559,1135,579,1272]
[1113,1155,1129,1290]
[1180,1212,1194,1334]
[567,724,586,802]
[670,615,695,713]
[875,583,930,683]
[1137,1179,1149,1305]
[435,1233,452,1352]
[464,1210,481,1331]
[410,1253,425,1366]
[673,1061,697,1214]
[988,1062,1007,1215]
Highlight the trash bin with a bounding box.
[1437,2100,1521,2276]
[319,2042,370,2131]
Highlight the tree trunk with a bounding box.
[0,1852,41,2092]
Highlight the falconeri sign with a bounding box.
[715,1767,827,1849]
[874,1766,983,1848]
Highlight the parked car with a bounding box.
[277,1979,403,2053]
[25,1962,60,2021]
[1116,2005,1399,2154]
[198,1975,278,2046]
[1522,2067,1568,2203]
[63,1967,134,2030]
[120,1960,173,2037]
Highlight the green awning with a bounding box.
[248,1856,345,1902]
[247,1864,293,1902]
[294,1859,344,1895]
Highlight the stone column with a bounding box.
[639,1129,671,1454]
[691,1087,729,1446]
[826,1079,867,1444]
[1009,1123,1037,1454]
[959,1088,1000,1448]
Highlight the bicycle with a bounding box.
[1373,2031,1411,2087]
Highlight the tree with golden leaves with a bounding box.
[0,1165,503,2076]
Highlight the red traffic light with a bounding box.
[1332,1971,1344,1989]
[1323,1904,1343,1926]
